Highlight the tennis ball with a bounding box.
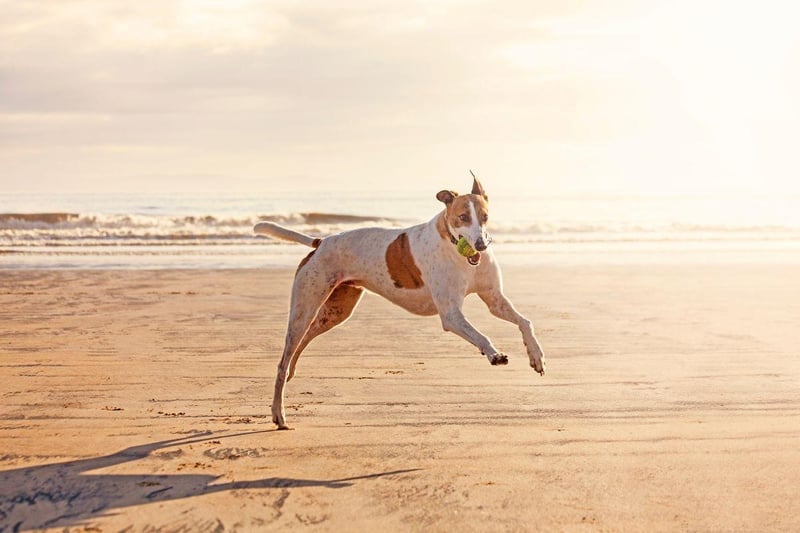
[456,236,476,257]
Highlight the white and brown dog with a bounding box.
[255,173,546,429]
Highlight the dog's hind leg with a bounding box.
[287,283,364,382]
[272,267,337,429]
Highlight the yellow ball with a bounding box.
[456,237,476,257]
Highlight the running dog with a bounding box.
[254,173,546,429]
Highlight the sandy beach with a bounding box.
[1,265,799,531]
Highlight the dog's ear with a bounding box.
[436,190,458,205]
[470,170,488,200]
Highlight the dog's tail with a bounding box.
[253,221,321,248]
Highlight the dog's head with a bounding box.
[436,172,491,256]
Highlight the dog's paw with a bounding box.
[273,418,292,430]
[488,352,508,366]
[530,356,545,375]
[272,411,290,430]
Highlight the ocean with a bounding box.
[2,191,800,269]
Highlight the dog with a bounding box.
[254,173,546,429]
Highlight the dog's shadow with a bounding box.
[0,431,418,531]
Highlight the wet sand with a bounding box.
[1,265,799,531]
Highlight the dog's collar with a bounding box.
[446,228,458,246]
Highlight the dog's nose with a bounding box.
[474,237,487,252]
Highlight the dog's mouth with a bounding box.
[455,236,482,266]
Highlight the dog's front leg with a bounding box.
[479,289,545,375]
[436,301,508,366]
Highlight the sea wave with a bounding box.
[0,211,397,229]
[0,212,82,225]
[2,211,800,248]
[0,211,406,247]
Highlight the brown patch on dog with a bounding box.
[451,196,472,227]
[436,213,452,242]
[314,284,363,327]
[296,249,317,275]
[471,195,489,223]
[385,233,425,289]
[295,239,323,275]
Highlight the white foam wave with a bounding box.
[0,212,407,247]
[2,211,800,248]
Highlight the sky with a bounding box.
[1,0,799,196]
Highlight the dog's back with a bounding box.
[296,222,442,316]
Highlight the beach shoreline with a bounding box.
[2,265,799,531]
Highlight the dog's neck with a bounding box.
[441,214,459,246]
[435,212,457,245]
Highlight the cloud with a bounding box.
[0,2,526,142]
[0,1,639,141]
[0,1,290,54]
[1,1,798,194]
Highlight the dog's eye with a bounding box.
[482,215,488,223]
[459,214,470,223]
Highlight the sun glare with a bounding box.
[497,3,800,195]
[639,3,800,191]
